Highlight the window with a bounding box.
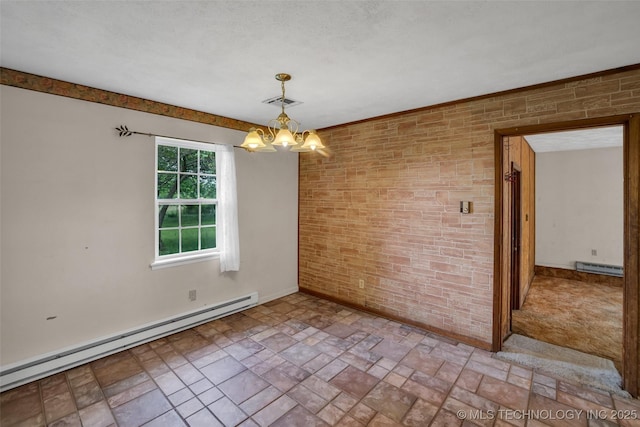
[153,137,218,267]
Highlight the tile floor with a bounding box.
[2,292,639,427]
[513,274,623,370]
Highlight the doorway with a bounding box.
[492,114,640,396]
[515,127,623,371]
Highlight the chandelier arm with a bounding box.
[254,128,266,139]
[288,118,300,136]
[299,129,311,143]
[265,119,279,142]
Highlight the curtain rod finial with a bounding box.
[115,125,133,137]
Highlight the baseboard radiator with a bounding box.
[576,261,624,277]
[0,292,258,392]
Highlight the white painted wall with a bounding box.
[0,86,299,365]
[535,146,623,270]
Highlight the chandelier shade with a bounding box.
[273,128,295,147]
[240,73,325,153]
[241,129,266,150]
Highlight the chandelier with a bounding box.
[241,73,325,153]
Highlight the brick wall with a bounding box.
[299,67,640,346]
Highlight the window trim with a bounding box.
[150,251,219,270]
[151,136,219,269]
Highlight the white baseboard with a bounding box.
[0,292,258,392]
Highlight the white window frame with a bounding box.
[151,137,219,270]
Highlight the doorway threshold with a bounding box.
[496,334,629,398]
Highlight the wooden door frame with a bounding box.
[492,114,640,396]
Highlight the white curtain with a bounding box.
[216,144,240,272]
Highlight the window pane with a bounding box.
[201,226,216,249]
[202,204,216,225]
[180,175,197,199]
[181,205,199,227]
[159,229,179,255]
[158,173,177,199]
[201,151,215,174]
[158,145,178,171]
[180,148,198,173]
[182,228,199,252]
[200,176,216,199]
[156,141,225,260]
[159,205,179,228]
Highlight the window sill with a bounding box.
[150,252,219,270]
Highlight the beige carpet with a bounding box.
[497,334,629,397]
[512,274,622,371]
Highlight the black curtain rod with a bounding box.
[115,125,245,150]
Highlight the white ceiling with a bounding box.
[1,1,639,130]
[525,126,623,153]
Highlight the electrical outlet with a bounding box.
[188,290,197,301]
[358,279,365,289]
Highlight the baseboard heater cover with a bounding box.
[576,261,624,277]
[0,292,258,392]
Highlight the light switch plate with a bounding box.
[460,201,472,214]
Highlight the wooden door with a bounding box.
[510,164,522,312]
